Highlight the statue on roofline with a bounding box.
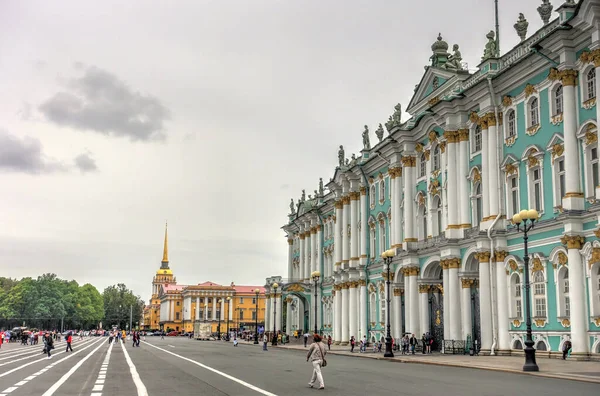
[319,178,324,197]
[482,30,498,61]
[338,145,345,167]
[289,198,296,214]
[385,104,402,131]
[362,125,371,150]
[443,44,463,70]
[301,189,306,202]
[375,123,384,142]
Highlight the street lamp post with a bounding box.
[272,283,279,346]
[254,289,260,344]
[217,299,222,341]
[512,208,540,372]
[311,271,321,335]
[226,297,231,341]
[381,249,396,358]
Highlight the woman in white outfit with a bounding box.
[306,333,326,389]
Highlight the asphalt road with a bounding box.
[0,336,597,395]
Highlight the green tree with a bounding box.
[102,284,144,330]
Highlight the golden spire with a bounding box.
[162,222,169,263]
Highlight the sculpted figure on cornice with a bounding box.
[514,13,529,42]
[350,153,358,167]
[482,30,497,60]
[338,145,345,167]
[362,125,371,150]
[376,123,385,142]
[301,189,306,202]
[442,44,463,71]
[319,178,324,197]
[537,0,553,25]
[385,103,402,131]
[290,198,296,214]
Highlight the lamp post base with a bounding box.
[523,345,539,372]
[383,337,394,358]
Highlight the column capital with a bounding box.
[589,247,600,268]
[440,259,448,270]
[443,130,459,143]
[418,284,430,293]
[549,67,578,86]
[334,200,343,209]
[494,250,508,262]
[348,281,359,288]
[475,251,491,263]
[340,282,350,289]
[299,234,306,240]
[342,196,351,205]
[439,141,446,153]
[389,167,402,179]
[287,239,293,245]
[560,234,585,249]
[349,191,361,201]
[360,186,367,195]
[403,266,420,276]
[458,129,469,141]
[316,225,322,231]
[401,156,416,167]
[446,258,461,269]
[485,112,497,127]
[461,278,477,288]
[393,287,404,296]
[382,272,395,281]
[358,279,367,286]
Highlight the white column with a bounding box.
[442,264,450,341]
[334,285,342,343]
[228,300,233,321]
[461,280,473,341]
[264,295,271,333]
[360,188,368,266]
[220,299,225,323]
[359,280,368,340]
[478,253,493,352]
[403,159,416,243]
[389,175,396,248]
[204,298,209,322]
[425,151,433,238]
[481,121,490,220]
[317,226,323,275]
[341,283,349,344]
[408,269,419,335]
[310,226,316,274]
[195,297,200,321]
[405,271,411,332]
[212,298,217,321]
[305,226,311,280]
[335,201,343,268]
[419,286,430,335]
[299,231,305,281]
[275,294,282,333]
[495,253,510,352]
[458,131,470,227]
[350,192,359,267]
[342,196,350,266]
[448,260,462,340]
[441,143,448,230]
[286,299,292,335]
[445,132,458,229]
[287,237,294,279]
[487,116,499,217]
[167,299,171,322]
[349,282,358,340]
[393,287,402,339]
[184,297,191,320]
[561,72,584,210]
[392,169,403,248]
[565,236,589,354]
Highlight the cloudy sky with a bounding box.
[0,0,550,301]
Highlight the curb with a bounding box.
[270,345,600,385]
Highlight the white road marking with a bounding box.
[89,337,113,395]
[120,339,148,396]
[0,338,95,367]
[0,338,99,378]
[0,338,104,395]
[168,345,175,348]
[143,342,278,396]
[41,339,106,396]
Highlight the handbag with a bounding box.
[317,343,327,367]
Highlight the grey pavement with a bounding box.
[0,336,598,395]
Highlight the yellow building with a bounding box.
[142,225,266,335]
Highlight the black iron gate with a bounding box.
[430,293,444,351]
[471,288,481,354]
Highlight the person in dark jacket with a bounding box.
[66,332,73,352]
[44,333,54,359]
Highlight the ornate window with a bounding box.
[432,145,441,170]
[553,157,566,208]
[472,182,482,227]
[369,292,377,323]
[510,273,523,319]
[379,180,385,204]
[507,110,516,137]
[532,168,542,212]
[473,125,482,153]
[580,124,599,198]
[592,147,599,191]
[432,195,443,236]
[557,267,570,318]
[378,215,387,255]
[419,153,426,177]
[370,185,376,208]
[532,271,547,318]
[506,175,520,218]
[554,85,563,115]
[357,221,361,257]
[418,200,427,241]
[379,288,386,325]
[369,226,376,258]
[529,98,540,127]
[587,68,596,100]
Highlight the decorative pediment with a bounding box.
[284,283,306,293]
[545,133,564,150]
[501,154,520,169]
[407,67,457,113]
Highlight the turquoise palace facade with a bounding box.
[265,0,600,359]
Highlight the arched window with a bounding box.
[378,217,386,254]
[370,185,376,208]
[507,110,516,137]
[554,85,563,115]
[369,225,376,258]
[592,265,600,317]
[587,68,596,101]
[473,182,482,227]
[557,267,570,317]
[433,145,441,170]
[369,292,376,323]
[535,341,547,351]
[418,202,427,241]
[529,98,539,127]
[357,221,361,255]
[532,167,542,212]
[532,270,547,318]
[419,153,426,177]
[508,175,519,217]
[432,196,443,236]
[379,289,386,325]
[473,125,482,152]
[379,180,385,203]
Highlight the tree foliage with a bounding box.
[0,274,141,331]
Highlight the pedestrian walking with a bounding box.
[262,334,268,351]
[409,334,417,354]
[303,332,309,347]
[66,332,73,352]
[350,336,355,353]
[562,339,572,360]
[233,337,238,347]
[306,334,326,390]
[43,332,54,359]
[327,336,332,351]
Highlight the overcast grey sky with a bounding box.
[0,0,548,301]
